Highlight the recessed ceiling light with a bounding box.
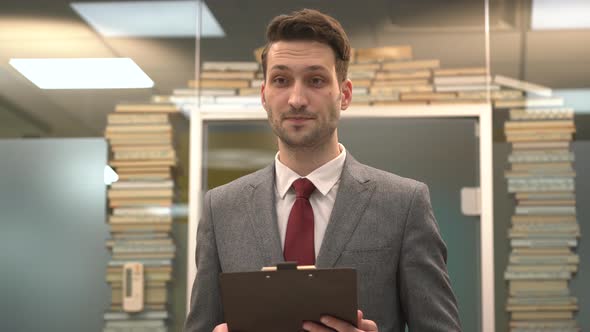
[70,1,225,37]
[9,58,154,89]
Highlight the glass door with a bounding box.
[339,117,481,331]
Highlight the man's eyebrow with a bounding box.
[268,65,330,73]
[304,65,329,72]
[269,65,290,72]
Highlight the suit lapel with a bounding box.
[246,165,285,267]
[316,155,375,267]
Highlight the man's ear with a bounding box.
[261,81,267,110]
[340,79,353,110]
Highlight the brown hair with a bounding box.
[261,8,351,83]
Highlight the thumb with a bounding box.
[357,310,364,326]
[213,323,228,332]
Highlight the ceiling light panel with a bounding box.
[9,58,154,89]
[70,1,225,37]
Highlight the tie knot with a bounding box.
[292,178,315,199]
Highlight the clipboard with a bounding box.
[219,263,357,332]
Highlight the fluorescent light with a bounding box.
[70,1,225,37]
[104,165,119,185]
[532,0,590,30]
[9,58,154,89]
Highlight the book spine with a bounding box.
[511,238,577,248]
[504,271,571,280]
[509,255,579,264]
[514,206,576,215]
[113,150,176,160]
[112,245,176,253]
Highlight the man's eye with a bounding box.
[310,77,325,86]
[272,77,288,85]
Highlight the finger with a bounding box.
[212,323,228,332]
[359,318,378,332]
[320,315,356,332]
[357,310,363,326]
[303,320,335,332]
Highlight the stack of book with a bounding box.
[347,47,532,105]
[153,45,531,108]
[338,45,525,106]
[499,95,579,331]
[168,61,262,108]
[103,103,180,332]
[327,45,527,105]
[348,46,421,105]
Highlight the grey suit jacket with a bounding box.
[184,154,462,332]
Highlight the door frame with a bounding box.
[186,103,495,332]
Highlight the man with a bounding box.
[185,8,462,332]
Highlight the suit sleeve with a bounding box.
[398,183,462,331]
[184,191,224,332]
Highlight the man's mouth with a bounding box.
[284,117,313,123]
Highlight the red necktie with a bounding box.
[284,178,316,265]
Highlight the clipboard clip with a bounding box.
[261,261,316,271]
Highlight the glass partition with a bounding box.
[190,0,493,110]
[489,0,589,330]
[0,1,194,331]
[0,1,510,331]
[190,1,493,331]
[0,139,108,332]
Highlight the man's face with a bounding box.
[261,40,352,149]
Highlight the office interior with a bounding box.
[0,0,588,331]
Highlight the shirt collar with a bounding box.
[275,144,347,199]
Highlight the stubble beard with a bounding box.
[266,106,338,149]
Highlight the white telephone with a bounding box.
[122,262,144,312]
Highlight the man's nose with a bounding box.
[288,81,308,110]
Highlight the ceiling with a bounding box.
[0,0,197,138]
[0,0,588,138]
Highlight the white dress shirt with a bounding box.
[274,144,347,258]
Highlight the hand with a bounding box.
[212,323,228,332]
[303,310,378,332]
